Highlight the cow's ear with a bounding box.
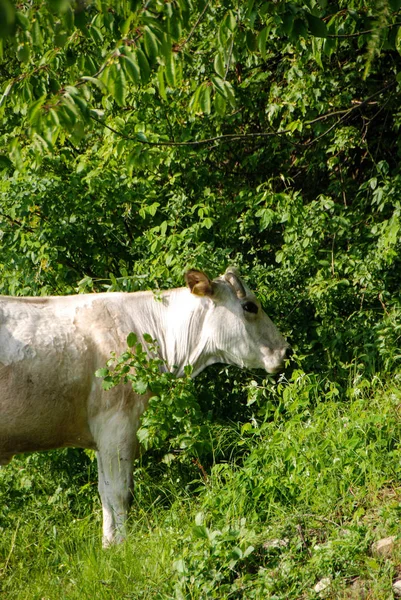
[185,270,214,297]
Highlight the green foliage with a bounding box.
[97,335,211,460]
[1,0,401,597]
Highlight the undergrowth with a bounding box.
[2,369,401,599]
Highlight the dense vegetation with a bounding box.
[1,0,401,597]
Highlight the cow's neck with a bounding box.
[123,288,216,377]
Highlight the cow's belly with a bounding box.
[0,346,97,461]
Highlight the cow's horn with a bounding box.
[224,268,246,299]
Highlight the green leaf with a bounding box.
[164,50,176,87]
[32,17,43,48]
[214,92,226,116]
[0,0,15,39]
[27,95,46,124]
[16,43,30,63]
[258,26,268,60]
[143,333,154,343]
[95,367,109,377]
[246,30,257,52]
[127,332,137,347]
[214,53,225,78]
[0,154,12,170]
[89,25,103,45]
[15,11,29,30]
[121,53,141,85]
[199,84,211,114]
[133,379,148,395]
[80,75,107,92]
[144,26,159,61]
[108,64,127,106]
[157,67,167,100]
[202,217,213,229]
[305,13,328,38]
[136,47,150,84]
[192,525,209,539]
[136,131,148,142]
[396,26,401,56]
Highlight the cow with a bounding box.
[0,267,290,546]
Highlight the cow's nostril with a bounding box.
[284,346,293,360]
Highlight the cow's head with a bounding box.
[185,267,290,374]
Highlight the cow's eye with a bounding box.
[242,301,258,314]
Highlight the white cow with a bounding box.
[0,267,289,546]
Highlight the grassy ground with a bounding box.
[2,374,401,599]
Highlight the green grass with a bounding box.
[2,374,401,599]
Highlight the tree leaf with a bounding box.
[305,13,328,38]
[127,332,137,347]
[0,0,15,39]
[164,49,176,87]
[214,53,225,78]
[136,47,150,84]
[108,64,127,106]
[121,53,141,85]
[144,25,159,62]
[133,378,148,395]
[258,26,268,60]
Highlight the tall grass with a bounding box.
[2,372,401,598]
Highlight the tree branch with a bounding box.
[89,80,396,149]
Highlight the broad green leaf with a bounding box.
[214,53,225,78]
[15,11,29,30]
[16,43,30,63]
[89,25,103,45]
[305,13,328,38]
[292,18,307,39]
[136,47,150,84]
[127,332,137,347]
[167,11,182,40]
[189,83,203,113]
[199,84,211,114]
[133,379,148,395]
[121,53,141,85]
[222,79,236,108]
[164,50,176,87]
[0,0,15,39]
[144,25,159,61]
[258,26,268,59]
[27,95,46,124]
[396,26,401,56]
[95,367,109,377]
[32,17,43,48]
[201,217,213,229]
[71,93,89,118]
[80,75,107,91]
[225,10,236,32]
[157,67,167,100]
[246,30,257,52]
[214,91,226,116]
[108,64,127,106]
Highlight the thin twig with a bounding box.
[326,20,401,39]
[180,1,211,49]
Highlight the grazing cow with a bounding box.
[0,267,289,546]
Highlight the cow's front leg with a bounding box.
[94,412,137,547]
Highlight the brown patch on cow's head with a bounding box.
[185,270,214,297]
